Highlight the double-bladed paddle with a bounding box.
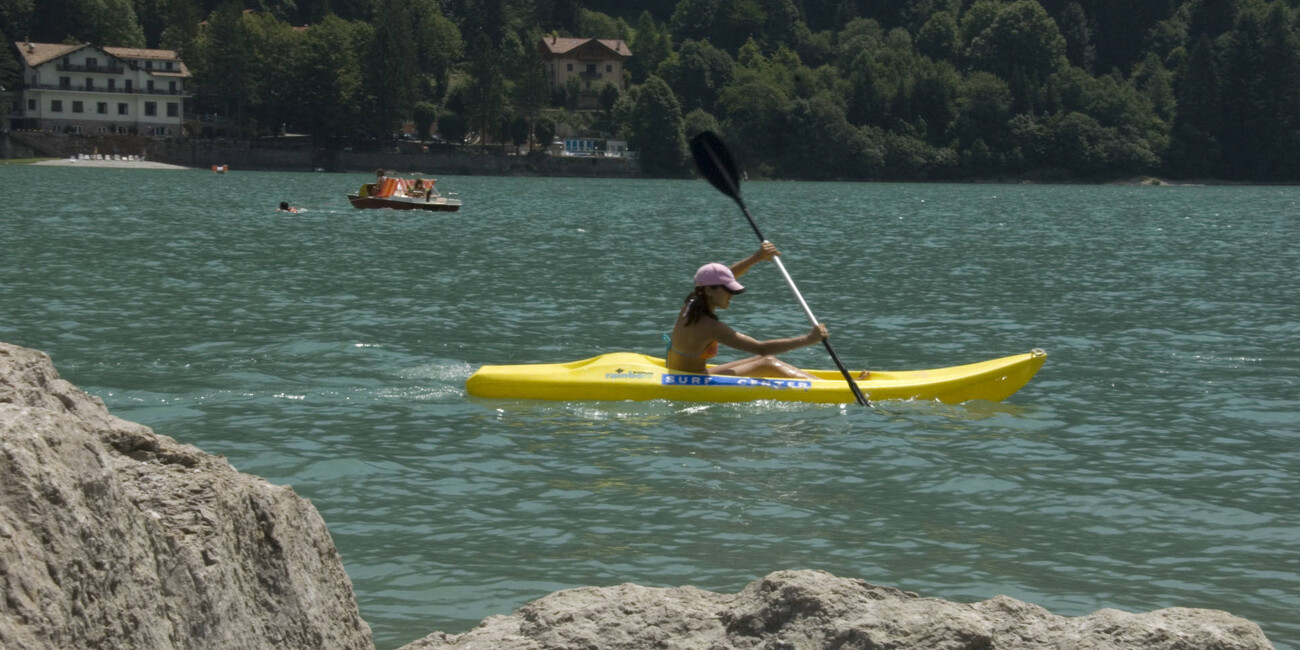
[689,131,871,407]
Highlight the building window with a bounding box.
[566,63,573,71]
[59,76,71,88]
[167,102,179,117]
[97,102,108,114]
[165,62,174,71]
[108,78,116,90]
[27,99,35,111]
[118,103,128,115]
[51,100,62,112]
[72,101,84,113]
[145,102,157,116]
[86,77,94,89]
[147,80,155,93]
[145,61,153,70]
[169,81,177,93]
[125,79,132,92]
[87,57,97,67]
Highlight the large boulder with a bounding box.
[0,342,373,650]
[402,570,1274,650]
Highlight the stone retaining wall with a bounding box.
[2,132,642,176]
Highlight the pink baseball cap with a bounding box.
[694,263,745,293]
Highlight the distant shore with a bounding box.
[8,156,1271,186]
[30,157,192,170]
[13,134,1277,183]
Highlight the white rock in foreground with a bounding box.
[402,567,1274,649]
[0,342,373,649]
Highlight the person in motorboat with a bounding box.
[665,242,829,380]
[360,168,387,197]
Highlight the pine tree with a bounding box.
[629,76,689,176]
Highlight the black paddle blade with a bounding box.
[690,131,742,201]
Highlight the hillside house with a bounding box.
[538,36,631,101]
[13,41,191,136]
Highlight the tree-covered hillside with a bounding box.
[5,0,1300,181]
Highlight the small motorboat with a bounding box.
[347,176,461,212]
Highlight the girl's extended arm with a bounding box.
[730,241,779,279]
[711,320,827,357]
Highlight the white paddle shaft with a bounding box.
[769,253,820,327]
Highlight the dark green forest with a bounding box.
[4,0,1300,180]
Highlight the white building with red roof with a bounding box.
[538,36,631,97]
[13,41,191,136]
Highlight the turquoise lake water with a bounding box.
[2,164,1296,649]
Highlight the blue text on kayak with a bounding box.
[661,375,812,389]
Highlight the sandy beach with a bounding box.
[32,157,191,170]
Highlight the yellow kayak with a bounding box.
[466,349,1046,404]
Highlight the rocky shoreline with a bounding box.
[0,341,1277,649]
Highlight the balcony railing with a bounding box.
[56,63,125,74]
[22,83,190,96]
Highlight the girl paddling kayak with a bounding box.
[666,242,831,379]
